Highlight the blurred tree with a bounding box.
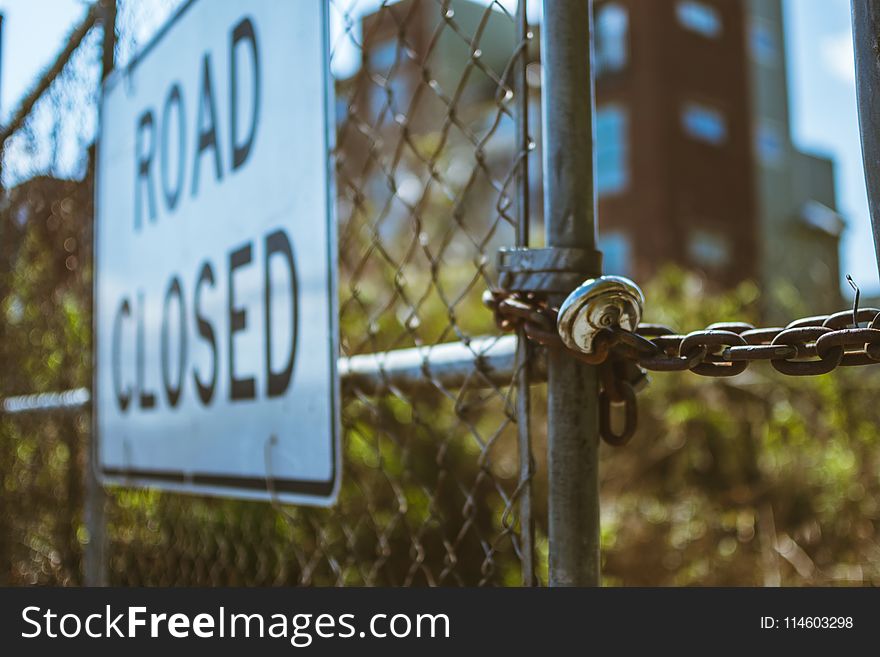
[601,268,880,585]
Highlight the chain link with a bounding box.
[485,290,880,446]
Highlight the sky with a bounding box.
[782,0,878,293]
[0,0,90,118]
[0,0,876,293]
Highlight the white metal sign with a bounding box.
[95,0,339,505]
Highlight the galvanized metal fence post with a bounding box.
[541,0,603,586]
[83,0,116,587]
[515,0,536,587]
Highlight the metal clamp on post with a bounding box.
[497,246,603,295]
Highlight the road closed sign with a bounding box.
[95,0,339,505]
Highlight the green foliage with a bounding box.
[0,176,92,584]
[600,267,880,585]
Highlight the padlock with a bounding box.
[556,275,644,354]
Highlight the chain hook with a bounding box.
[846,274,860,328]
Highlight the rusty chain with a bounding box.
[484,290,880,447]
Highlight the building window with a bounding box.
[368,41,409,122]
[336,96,350,125]
[370,79,409,122]
[681,101,727,145]
[687,229,731,269]
[750,19,780,66]
[14,204,29,226]
[755,121,786,167]
[599,232,632,276]
[369,41,398,74]
[596,105,629,195]
[676,1,722,38]
[595,3,629,75]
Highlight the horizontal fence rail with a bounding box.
[2,335,535,415]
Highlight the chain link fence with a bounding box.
[5,0,880,589]
[0,0,542,586]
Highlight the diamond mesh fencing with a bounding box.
[0,0,541,586]
[0,4,103,585]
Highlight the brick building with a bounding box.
[344,0,844,313]
[591,0,843,312]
